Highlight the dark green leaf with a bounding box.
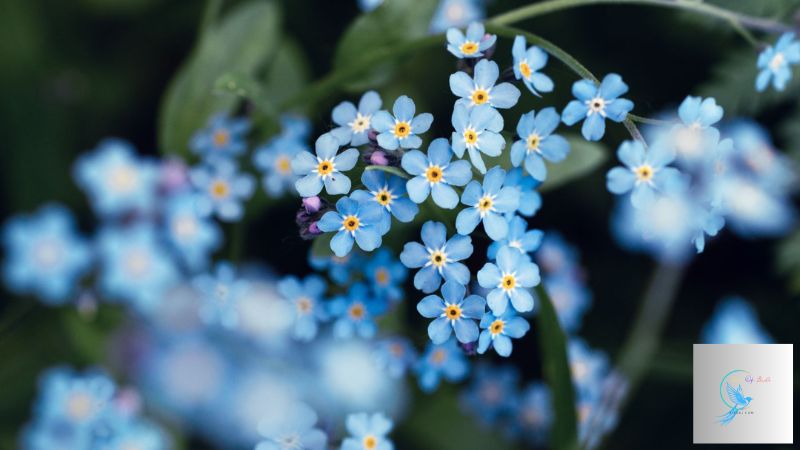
[540,135,608,192]
[311,233,334,258]
[777,229,800,293]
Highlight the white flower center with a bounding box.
[770,52,785,71]
[349,112,372,133]
[108,165,138,193]
[586,97,606,116]
[172,215,198,238]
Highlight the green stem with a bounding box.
[199,0,224,36]
[364,164,410,179]
[628,114,672,126]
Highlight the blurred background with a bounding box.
[0,0,798,449]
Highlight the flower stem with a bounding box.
[200,0,224,37]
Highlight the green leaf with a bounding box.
[540,135,608,192]
[157,0,282,156]
[365,164,410,179]
[311,233,334,258]
[260,37,312,109]
[777,229,800,293]
[534,284,579,449]
[778,104,800,162]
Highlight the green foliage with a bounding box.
[778,104,800,161]
[540,136,608,192]
[777,229,800,293]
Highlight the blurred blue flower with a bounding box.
[451,103,505,173]
[2,204,91,304]
[713,173,795,238]
[256,402,327,450]
[450,59,520,109]
[606,140,683,208]
[309,251,362,285]
[510,108,570,181]
[351,170,419,234]
[253,132,306,198]
[503,168,542,218]
[512,35,554,96]
[461,365,518,426]
[487,215,543,259]
[278,274,328,342]
[374,337,417,378]
[363,249,407,302]
[562,74,634,141]
[456,166,520,240]
[402,138,473,209]
[192,261,248,329]
[163,192,222,270]
[678,96,723,129]
[543,274,592,334]
[400,220,473,293]
[329,283,381,339]
[568,338,608,402]
[189,158,254,222]
[33,367,115,429]
[535,231,579,276]
[446,22,496,59]
[477,309,530,357]
[478,246,540,315]
[341,412,394,450]
[292,133,359,197]
[511,382,553,445]
[701,296,773,344]
[756,32,800,92]
[104,420,168,450]
[415,340,469,393]
[417,280,485,344]
[431,0,485,33]
[317,196,385,257]
[190,113,249,161]
[724,120,796,194]
[357,0,384,12]
[331,91,383,146]
[372,95,433,150]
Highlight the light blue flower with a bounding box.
[372,96,433,151]
[461,365,519,426]
[189,158,254,222]
[33,367,115,429]
[2,205,91,304]
[363,249,407,302]
[317,196,385,257]
[456,166,520,240]
[606,140,683,208]
[253,133,306,198]
[292,133,359,197]
[450,59,520,109]
[351,170,419,234]
[561,74,634,141]
[357,0,384,12]
[511,108,570,181]
[512,35,553,95]
[400,221,473,293]
[105,420,168,450]
[451,103,505,173]
[278,274,328,342]
[192,261,247,329]
[535,231,580,275]
[189,113,249,161]
[503,168,542,218]
[374,337,417,378]
[417,280,485,344]
[256,402,327,450]
[678,96,723,129]
[488,215,544,259]
[431,0,485,33]
[331,91,383,146]
[415,340,469,393]
[568,338,608,401]
[477,309,530,357]
[543,274,592,334]
[401,138,473,209]
[756,32,800,92]
[512,382,553,445]
[701,296,773,344]
[446,22,495,59]
[328,283,381,339]
[163,192,222,270]
[74,139,158,216]
[724,119,796,194]
[309,251,362,285]
[477,245,540,315]
[341,412,394,450]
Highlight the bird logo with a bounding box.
[717,370,753,425]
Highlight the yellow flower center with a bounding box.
[210,180,230,198]
[430,250,447,267]
[342,215,360,232]
[425,166,443,183]
[463,128,478,145]
[363,435,378,450]
[109,166,138,192]
[445,304,462,320]
[460,41,479,55]
[477,195,494,213]
[390,343,405,356]
[471,89,490,105]
[375,268,390,285]
[501,274,516,291]
[349,302,365,320]
[519,61,532,79]
[350,113,371,133]
[393,121,411,138]
[572,361,588,380]
[526,133,541,152]
[66,393,94,421]
[431,348,447,364]
[375,188,393,206]
[317,160,334,176]
[770,52,785,71]
[635,164,654,182]
[212,129,230,148]
[276,156,291,174]
[296,297,313,314]
[490,319,505,335]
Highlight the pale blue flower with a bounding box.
[351,170,419,234]
[415,340,469,393]
[400,221,473,293]
[451,103,505,173]
[512,35,553,95]
[431,0,485,33]
[446,22,495,59]
[341,412,394,450]
[606,140,683,208]
[190,113,249,161]
[542,274,592,334]
[511,108,570,181]
[189,158,254,222]
[461,365,519,426]
[487,215,544,259]
[701,296,773,344]
[278,275,328,342]
[358,0,384,12]
[328,283,381,339]
[477,309,530,357]
[456,166,520,240]
[562,74,634,141]
[256,402,327,450]
[568,338,608,401]
[192,261,247,329]
[503,168,542,218]
[678,96,723,129]
[163,192,222,270]
[363,249,407,301]
[512,382,553,445]
[32,367,115,429]
[417,280,485,344]
[253,132,306,197]
[477,245,540,315]
[309,251,362,285]
[374,337,417,378]
[372,95,433,150]
[292,133,359,197]
[331,91,383,146]
[450,59,520,109]
[756,32,800,92]
[317,196,385,257]
[402,138,472,209]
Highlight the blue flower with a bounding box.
[512,35,554,95]
[544,274,592,334]
[461,365,519,426]
[456,166,521,240]
[606,140,683,208]
[341,412,394,450]
[756,32,800,92]
[446,22,496,59]
[503,168,542,217]
[477,309,530,357]
[74,139,158,216]
[328,283,381,339]
[478,245,540,314]
[192,261,248,329]
[189,158,255,222]
[451,103,505,173]
[363,249,407,302]
[278,275,328,342]
[568,338,608,401]
[450,59,520,109]
[2,205,91,304]
[511,108,570,181]
[163,192,222,270]
[400,221,473,293]
[561,74,634,141]
[350,170,419,234]
[678,95,723,129]
[372,95,433,150]
[512,382,553,444]
[256,402,327,450]
[701,296,773,344]
[330,91,383,146]
[317,197,385,257]
[417,280,485,344]
[535,231,579,275]
[33,367,115,429]
[431,0,485,33]
[374,337,417,378]
[402,138,473,209]
[415,340,469,393]
[189,113,249,161]
[309,251,362,285]
[292,133,359,197]
[253,133,306,198]
[105,420,167,450]
[488,215,544,259]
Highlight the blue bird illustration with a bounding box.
[717,382,752,425]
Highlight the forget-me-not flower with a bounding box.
[504,168,542,218]
[562,74,634,141]
[192,261,247,329]
[456,166,520,240]
[477,309,530,357]
[400,220,472,293]
[309,251,362,285]
[374,337,417,378]
[317,196,385,257]
[670,95,724,165]
[478,245,540,314]
[255,402,327,450]
[402,138,472,209]
[351,170,419,234]
[511,108,570,181]
[293,133,359,197]
[363,249,407,302]
[34,367,115,428]
[606,140,683,208]
[417,280,485,344]
[163,192,221,270]
[331,91,383,146]
[189,158,254,222]
[701,296,773,344]
[341,412,394,450]
[431,0,485,33]
[278,274,328,342]
[253,133,306,197]
[372,95,433,150]
[512,35,554,96]
[415,340,469,393]
[756,32,800,92]
[450,59,520,109]
[461,365,519,426]
[451,103,505,173]
[488,215,544,259]
[446,22,495,59]
[190,113,249,161]
[328,283,381,339]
